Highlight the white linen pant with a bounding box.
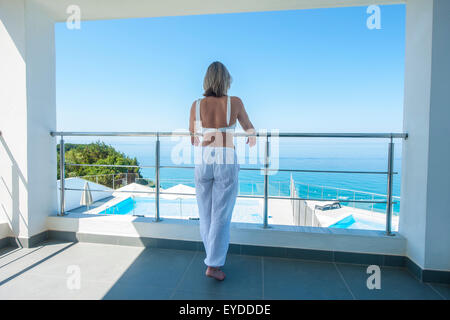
[195,147,239,267]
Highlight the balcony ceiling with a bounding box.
[34,0,404,22]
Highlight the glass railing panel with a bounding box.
[55,132,403,233]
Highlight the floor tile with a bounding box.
[113,248,195,289]
[263,258,353,299]
[7,242,144,284]
[0,273,111,300]
[336,263,443,300]
[0,241,77,283]
[429,283,450,300]
[177,253,263,297]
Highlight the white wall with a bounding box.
[400,0,450,271]
[0,0,56,240]
[0,221,13,238]
[0,0,29,239]
[423,0,450,271]
[25,0,57,237]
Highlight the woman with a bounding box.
[189,61,256,281]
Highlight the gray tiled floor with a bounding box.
[0,240,447,300]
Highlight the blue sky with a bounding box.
[55,5,405,133]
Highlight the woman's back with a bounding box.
[198,96,237,130]
[190,95,253,148]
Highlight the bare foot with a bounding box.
[205,267,226,281]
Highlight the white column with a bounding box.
[0,0,56,244]
[400,0,450,271]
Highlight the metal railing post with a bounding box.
[263,135,269,228]
[59,137,65,216]
[386,137,395,236]
[154,134,161,222]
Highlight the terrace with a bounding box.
[0,0,449,300]
[1,130,448,299]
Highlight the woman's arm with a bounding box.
[189,101,200,146]
[235,97,256,147]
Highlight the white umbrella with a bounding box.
[113,182,154,198]
[80,181,93,210]
[161,184,196,200]
[161,184,196,217]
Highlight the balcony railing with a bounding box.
[51,131,408,235]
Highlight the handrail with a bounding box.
[55,130,407,235]
[51,131,408,139]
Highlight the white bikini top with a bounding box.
[195,96,236,134]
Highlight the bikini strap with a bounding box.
[226,96,231,126]
[195,98,202,132]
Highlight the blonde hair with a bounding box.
[203,61,232,97]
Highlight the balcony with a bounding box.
[2,130,448,300]
[1,0,449,302]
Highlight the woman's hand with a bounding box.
[246,136,256,147]
[246,129,257,147]
[191,135,200,146]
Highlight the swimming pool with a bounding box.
[97,196,394,230]
[329,214,385,230]
[97,196,263,223]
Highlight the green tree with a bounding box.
[57,142,153,189]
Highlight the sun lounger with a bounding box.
[314,201,341,211]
